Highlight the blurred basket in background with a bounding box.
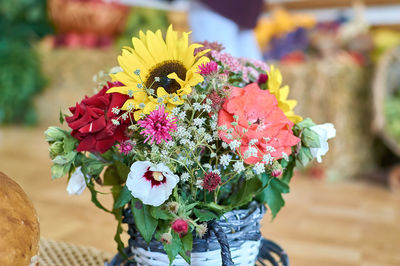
[278,54,374,180]
[48,0,130,47]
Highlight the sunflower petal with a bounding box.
[132,37,156,66]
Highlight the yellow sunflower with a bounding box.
[107,25,209,120]
[267,65,303,123]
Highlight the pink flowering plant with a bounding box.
[45,26,335,264]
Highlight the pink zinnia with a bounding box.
[198,61,218,76]
[138,106,177,145]
[202,172,221,192]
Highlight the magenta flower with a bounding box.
[138,106,177,145]
[198,61,218,76]
[202,172,221,192]
[117,140,134,155]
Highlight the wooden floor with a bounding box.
[0,126,399,266]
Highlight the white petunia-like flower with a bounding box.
[67,167,88,195]
[310,123,336,163]
[126,161,179,206]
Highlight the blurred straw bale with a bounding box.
[277,55,374,179]
[35,47,119,126]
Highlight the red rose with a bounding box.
[171,219,188,237]
[66,82,130,153]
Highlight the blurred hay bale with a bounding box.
[35,47,119,126]
[277,55,374,179]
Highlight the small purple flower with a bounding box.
[138,106,177,145]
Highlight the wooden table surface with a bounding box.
[1,126,399,265]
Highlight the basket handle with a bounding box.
[208,221,234,266]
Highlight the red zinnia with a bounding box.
[202,172,221,192]
[171,219,188,237]
[66,82,130,153]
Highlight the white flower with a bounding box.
[126,161,179,206]
[181,172,190,182]
[253,163,265,174]
[66,167,88,195]
[310,123,336,163]
[220,154,231,166]
[194,117,206,127]
[229,140,241,150]
[233,161,245,173]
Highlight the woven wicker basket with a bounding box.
[48,0,129,36]
[108,202,290,266]
[372,46,400,156]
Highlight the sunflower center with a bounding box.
[146,60,187,94]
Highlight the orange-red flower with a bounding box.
[218,83,300,164]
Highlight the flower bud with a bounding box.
[271,161,283,177]
[45,127,66,142]
[49,141,64,159]
[195,223,208,238]
[166,202,180,214]
[160,232,172,244]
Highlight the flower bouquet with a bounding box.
[45,26,335,265]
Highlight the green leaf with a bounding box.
[59,110,65,124]
[229,177,263,208]
[193,208,218,222]
[63,135,77,153]
[52,151,77,165]
[51,163,70,179]
[114,186,132,209]
[297,118,316,129]
[149,206,172,220]
[179,232,193,264]
[163,231,182,265]
[296,146,313,167]
[199,202,231,216]
[44,126,67,142]
[281,156,296,185]
[86,182,113,213]
[113,208,128,259]
[302,128,321,148]
[82,158,105,176]
[115,161,130,181]
[131,198,158,243]
[104,165,123,186]
[258,178,289,218]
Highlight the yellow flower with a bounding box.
[108,25,209,120]
[267,65,303,123]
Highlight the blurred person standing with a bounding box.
[189,0,264,60]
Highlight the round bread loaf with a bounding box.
[0,172,40,266]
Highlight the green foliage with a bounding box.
[0,41,46,124]
[0,0,52,41]
[45,127,78,178]
[385,95,400,145]
[193,208,218,222]
[117,7,168,48]
[179,233,193,264]
[0,0,52,125]
[114,186,132,209]
[162,231,182,265]
[131,198,158,243]
[256,174,290,219]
